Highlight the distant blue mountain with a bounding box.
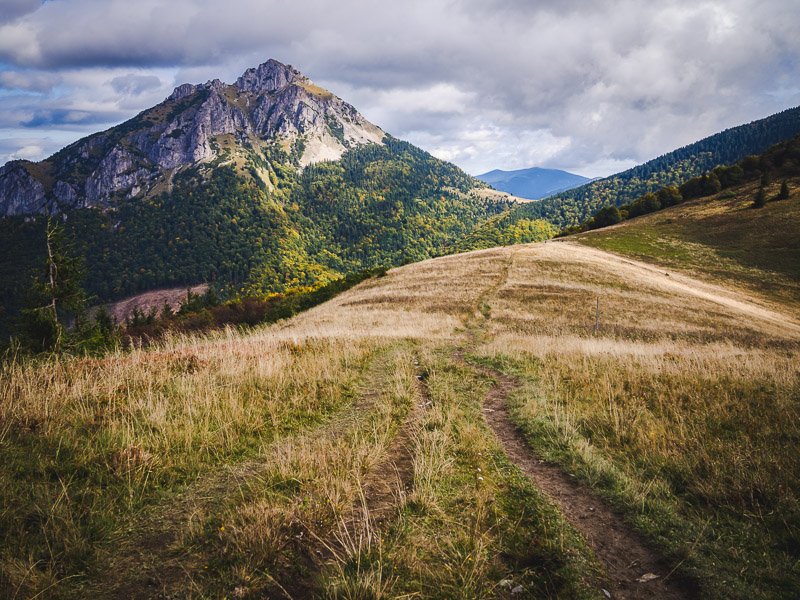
[476,167,591,200]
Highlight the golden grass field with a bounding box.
[2,189,799,598]
[577,178,800,312]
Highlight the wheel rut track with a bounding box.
[470,358,697,600]
[277,363,431,599]
[357,370,430,526]
[461,247,696,599]
[94,354,412,600]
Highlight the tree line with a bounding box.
[514,106,800,228]
[567,134,800,233]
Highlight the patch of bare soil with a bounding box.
[101,284,209,324]
[473,359,696,600]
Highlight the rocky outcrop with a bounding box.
[236,59,303,94]
[168,83,199,101]
[142,88,248,170]
[0,59,386,216]
[0,162,48,215]
[85,146,156,205]
[53,181,79,208]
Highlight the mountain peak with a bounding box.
[167,60,305,101]
[235,59,306,94]
[0,59,387,216]
[476,166,590,200]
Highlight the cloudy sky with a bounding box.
[0,0,798,177]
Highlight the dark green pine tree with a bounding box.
[16,217,86,352]
[753,186,767,209]
[779,180,790,200]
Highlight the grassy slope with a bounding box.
[2,237,798,598]
[574,177,800,311]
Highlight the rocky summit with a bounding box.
[0,59,385,216]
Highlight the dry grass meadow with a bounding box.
[2,235,799,598]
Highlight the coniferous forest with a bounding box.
[516,106,800,227]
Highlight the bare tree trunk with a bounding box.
[45,217,62,348]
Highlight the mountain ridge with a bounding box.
[515,105,800,227]
[476,166,590,200]
[0,59,385,216]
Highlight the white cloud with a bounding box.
[407,125,573,175]
[7,143,43,160]
[375,84,475,116]
[0,70,61,92]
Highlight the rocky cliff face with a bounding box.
[0,162,48,215]
[0,59,385,216]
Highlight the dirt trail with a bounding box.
[552,241,800,336]
[358,367,429,524]
[473,360,695,600]
[462,247,695,599]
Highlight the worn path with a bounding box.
[471,358,695,599]
[281,360,430,599]
[461,246,696,599]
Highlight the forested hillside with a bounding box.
[453,211,557,251]
[517,105,800,227]
[0,139,519,338]
[570,133,800,235]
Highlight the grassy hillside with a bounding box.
[2,237,798,598]
[576,176,800,311]
[516,105,800,227]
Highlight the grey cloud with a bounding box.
[110,74,162,96]
[0,0,40,24]
[22,108,121,128]
[0,0,798,175]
